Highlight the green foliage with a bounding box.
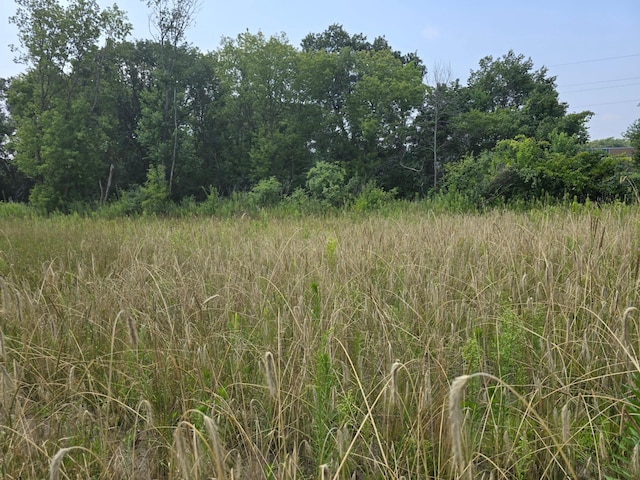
[0,78,31,202]
[345,48,426,179]
[284,187,313,213]
[539,151,631,201]
[493,307,530,385]
[589,137,631,148]
[463,308,532,384]
[444,151,494,205]
[140,164,170,214]
[460,51,591,153]
[313,348,337,461]
[4,4,601,209]
[0,201,34,218]
[98,186,144,217]
[624,118,640,164]
[219,32,310,189]
[197,186,221,215]
[248,176,283,207]
[324,236,338,268]
[306,161,347,207]
[444,136,640,206]
[353,181,396,212]
[462,335,482,373]
[610,372,640,479]
[8,0,130,212]
[467,51,540,111]
[301,23,369,52]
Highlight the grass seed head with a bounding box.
[0,365,14,408]
[50,447,73,480]
[319,463,330,480]
[173,421,191,477]
[67,365,75,392]
[0,277,8,314]
[0,327,5,362]
[203,414,227,480]
[449,375,473,480]
[264,351,277,399]
[336,424,351,458]
[561,402,572,445]
[126,312,138,348]
[137,399,154,430]
[419,369,433,412]
[598,431,608,462]
[389,360,402,406]
[502,429,511,455]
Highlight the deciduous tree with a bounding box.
[218,32,308,190]
[624,118,640,164]
[142,0,200,193]
[8,0,130,210]
[455,50,592,154]
[407,64,464,194]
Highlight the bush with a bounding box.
[28,183,63,213]
[197,186,221,215]
[0,201,34,218]
[443,136,640,205]
[96,186,143,217]
[282,187,313,214]
[140,164,170,214]
[443,151,494,206]
[353,181,396,212]
[306,161,347,207]
[249,176,283,207]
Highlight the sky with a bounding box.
[1,0,639,140]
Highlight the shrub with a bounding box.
[282,187,316,215]
[249,176,283,207]
[107,186,143,216]
[0,201,34,218]
[140,164,170,215]
[306,161,347,207]
[197,186,221,215]
[443,151,493,206]
[353,181,396,212]
[444,136,640,205]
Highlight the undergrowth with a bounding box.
[0,204,638,478]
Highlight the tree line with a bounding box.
[1,0,639,212]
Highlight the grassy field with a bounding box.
[0,205,639,479]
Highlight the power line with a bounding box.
[549,53,640,67]
[560,75,640,88]
[561,82,640,94]
[571,99,640,108]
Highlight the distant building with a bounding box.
[589,147,636,157]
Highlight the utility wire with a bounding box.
[571,99,640,108]
[560,82,640,94]
[549,53,640,67]
[560,76,640,88]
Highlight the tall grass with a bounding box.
[0,204,638,478]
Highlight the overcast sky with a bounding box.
[1,0,639,140]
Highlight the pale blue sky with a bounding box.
[1,0,639,140]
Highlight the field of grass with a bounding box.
[1,204,639,479]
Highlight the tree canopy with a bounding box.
[2,1,636,212]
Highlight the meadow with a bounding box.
[0,204,639,479]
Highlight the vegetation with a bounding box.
[625,119,640,164]
[445,134,639,206]
[1,0,638,211]
[2,3,640,477]
[0,204,639,478]
[588,138,631,149]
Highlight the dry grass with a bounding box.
[0,205,638,478]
